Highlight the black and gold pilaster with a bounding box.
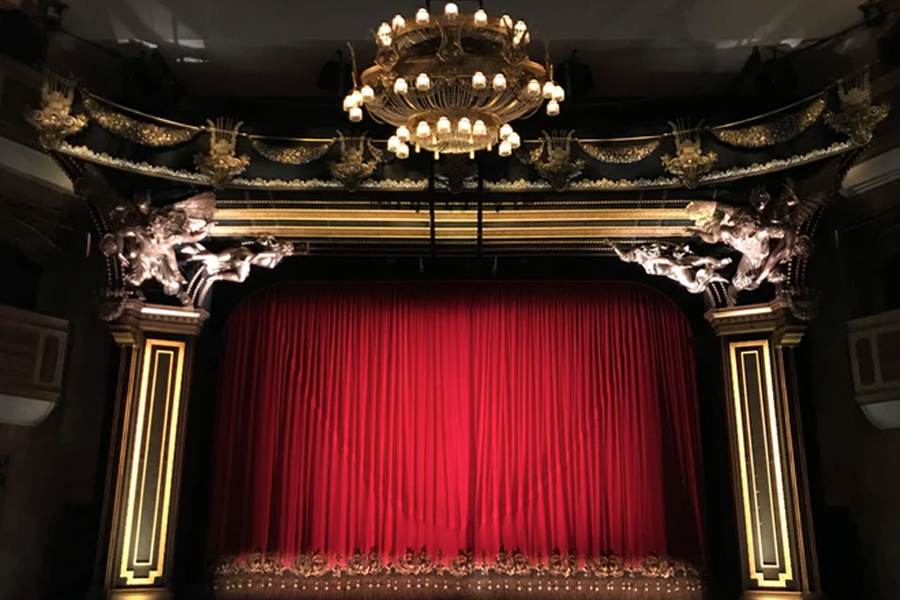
[707,300,819,599]
[103,302,208,600]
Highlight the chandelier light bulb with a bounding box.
[472,71,487,90]
[394,77,409,95]
[500,14,513,30]
[392,14,406,30]
[492,73,507,90]
[415,72,431,91]
[474,9,488,26]
[396,125,410,142]
[377,22,393,46]
[415,8,430,24]
[458,117,472,135]
[498,140,512,157]
[499,123,513,140]
[342,93,356,112]
[349,106,364,122]
[473,119,487,137]
[508,131,521,149]
[416,120,431,139]
[387,135,401,153]
[542,80,556,99]
[396,143,410,159]
[350,89,364,106]
[546,99,560,116]
[513,20,528,45]
[552,84,566,102]
[437,116,452,135]
[360,85,375,102]
[444,2,459,18]
[527,79,541,96]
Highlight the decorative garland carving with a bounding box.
[251,139,333,165]
[578,139,660,163]
[213,550,702,598]
[660,123,717,189]
[712,98,826,148]
[81,94,198,146]
[195,119,251,189]
[518,131,585,191]
[825,73,890,147]
[24,75,88,150]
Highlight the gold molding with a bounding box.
[118,338,186,586]
[728,340,793,588]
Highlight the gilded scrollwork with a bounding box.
[712,98,826,148]
[578,138,661,163]
[194,118,251,189]
[824,73,890,147]
[660,123,717,189]
[518,131,585,191]
[81,94,198,146]
[251,139,333,165]
[24,75,88,150]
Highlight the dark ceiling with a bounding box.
[52,0,867,98]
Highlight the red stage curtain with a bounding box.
[209,283,705,567]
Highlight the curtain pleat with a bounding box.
[209,283,705,565]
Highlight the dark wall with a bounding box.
[801,186,900,600]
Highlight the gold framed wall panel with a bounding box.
[727,339,797,590]
[111,338,186,587]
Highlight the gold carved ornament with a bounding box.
[824,72,890,147]
[518,131,585,191]
[329,132,385,191]
[81,94,198,146]
[578,138,661,163]
[194,118,250,189]
[251,139,333,165]
[660,122,717,189]
[713,97,826,148]
[24,75,88,150]
[213,549,702,585]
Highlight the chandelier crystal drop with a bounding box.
[341,2,562,159]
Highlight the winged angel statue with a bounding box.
[687,180,824,303]
[101,192,215,304]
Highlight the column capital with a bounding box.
[107,300,209,346]
[705,298,810,346]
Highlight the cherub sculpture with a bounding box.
[687,180,821,303]
[614,243,731,294]
[101,192,215,304]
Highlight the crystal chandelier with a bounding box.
[342,2,564,159]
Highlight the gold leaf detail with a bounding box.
[713,98,826,148]
[251,139,332,165]
[82,95,197,146]
[578,139,661,163]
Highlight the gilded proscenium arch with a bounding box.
[729,339,793,588]
[209,206,702,240]
[119,338,186,585]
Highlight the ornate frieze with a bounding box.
[713,98,826,148]
[329,133,385,191]
[82,94,198,146]
[578,138,660,163]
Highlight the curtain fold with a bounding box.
[209,283,705,568]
